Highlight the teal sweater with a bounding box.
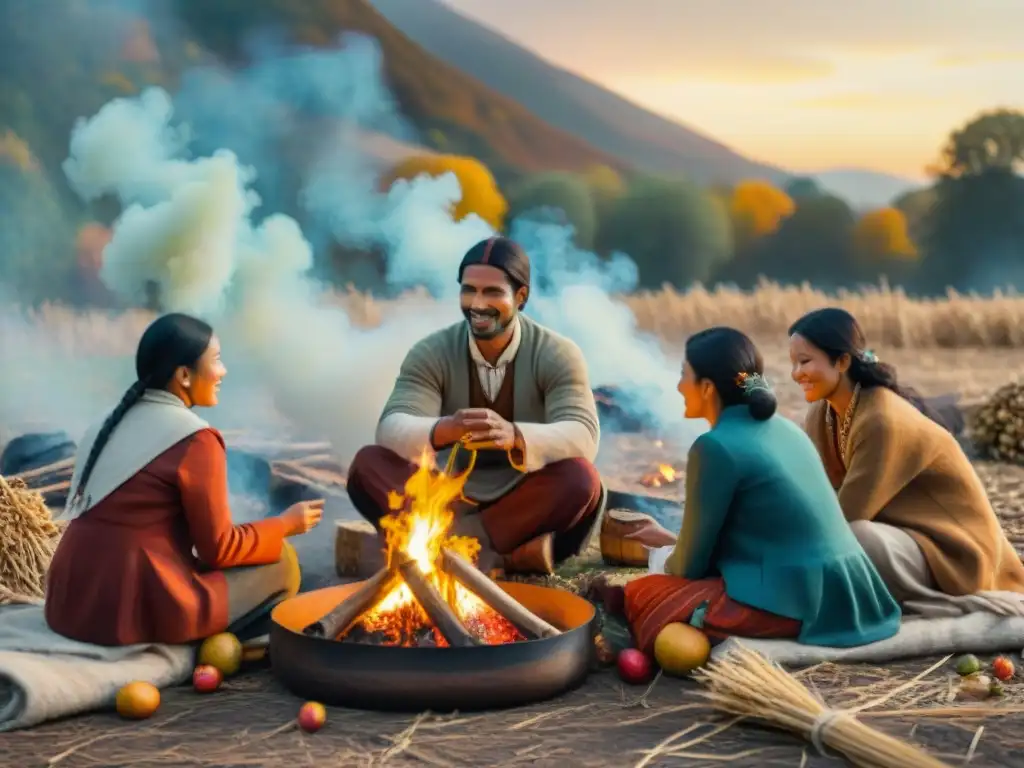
[666,406,901,648]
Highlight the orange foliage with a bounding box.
[76,224,113,276]
[382,154,508,229]
[101,71,136,94]
[729,180,796,243]
[120,20,160,64]
[853,208,918,259]
[0,131,39,172]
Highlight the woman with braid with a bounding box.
[45,313,323,645]
[790,308,1024,617]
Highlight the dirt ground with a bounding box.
[4,342,1024,766]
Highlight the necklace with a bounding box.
[825,383,861,466]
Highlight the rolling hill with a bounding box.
[0,0,624,195]
[368,0,787,185]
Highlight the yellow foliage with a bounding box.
[854,208,918,260]
[729,180,796,243]
[0,131,39,172]
[100,71,136,94]
[584,164,625,201]
[383,154,508,230]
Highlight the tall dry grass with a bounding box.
[7,280,1024,353]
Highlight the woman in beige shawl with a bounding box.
[788,307,1024,617]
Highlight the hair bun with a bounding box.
[747,388,777,421]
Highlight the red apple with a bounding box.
[993,656,1015,681]
[297,701,326,733]
[617,648,654,685]
[192,664,222,693]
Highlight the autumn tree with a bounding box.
[603,174,733,288]
[921,109,1024,292]
[383,153,508,230]
[729,180,796,246]
[853,208,917,260]
[506,172,597,249]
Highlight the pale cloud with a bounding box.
[668,55,834,85]
[794,92,947,110]
[935,51,1024,68]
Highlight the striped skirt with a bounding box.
[623,575,801,655]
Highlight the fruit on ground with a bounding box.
[992,656,1015,681]
[617,648,654,685]
[653,622,711,676]
[192,664,223,693]
[298,701,327,733]
[198,632,243,676]
[593,634,615,666]
[115,681,160,719]
[955,654,981,676]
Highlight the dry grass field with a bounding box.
[12,279,1024,352]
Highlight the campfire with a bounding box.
[303,446,561,648]
[641,463,681,488]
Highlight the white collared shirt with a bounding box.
[467,316,522,402]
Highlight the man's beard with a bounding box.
[463,307,514,340]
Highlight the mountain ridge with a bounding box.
[369,0,786,184]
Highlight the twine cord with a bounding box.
[808,708,850,755]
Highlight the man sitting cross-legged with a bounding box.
[346,236,605,575]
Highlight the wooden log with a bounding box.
[335,520,386,578]
[397,557,479,648]
[441,548,561,639]
[12,457,75,482]
[302,566,400,639]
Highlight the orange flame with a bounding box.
[641,463,680,488]
[357,447,520,645]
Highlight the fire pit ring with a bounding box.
[270,580,597,711]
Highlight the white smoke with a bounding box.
[58,35,696,462]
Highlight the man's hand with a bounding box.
[432,408,487,448]
[462,408,518,451]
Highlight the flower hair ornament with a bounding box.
[735,372,772,395]
[859,349,879,364]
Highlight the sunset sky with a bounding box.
[441,0,1024,180]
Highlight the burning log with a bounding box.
[303,566,400,639]
[442,548,561,639]
[640,464,681,488]
[397,557,479,648]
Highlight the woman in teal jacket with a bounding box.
[620,327,900,654]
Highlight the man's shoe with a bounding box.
[502,533,556,575]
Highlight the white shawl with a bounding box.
[61,389,209,521]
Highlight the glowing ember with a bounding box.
[351,448,523,647]
[640,463,681,488]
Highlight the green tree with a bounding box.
[921,109,1024,292]
[603,174,733,288]
[0,165,76,303]
[753,195,858,287]
[507,172,597,250]
[783,176,823,200]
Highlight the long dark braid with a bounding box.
[70,311,214,509]
[71,378,151,508]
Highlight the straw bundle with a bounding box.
[693,644,951,768]
[0,474,65,605]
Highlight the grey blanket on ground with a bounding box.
[712,612,1024,666]
[0,605,193,732]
